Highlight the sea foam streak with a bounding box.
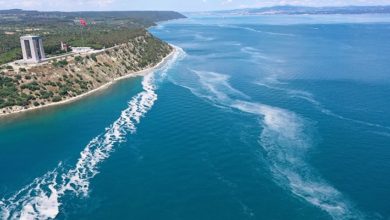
[255,79,390,131]
[0,47,184,220]
[217,24,296,37]
[241,47,284,63]
[169,70,362,219]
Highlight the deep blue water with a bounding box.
[1,14,390,220]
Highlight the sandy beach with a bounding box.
[0,46,177,118]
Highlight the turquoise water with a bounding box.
[1,14,390,219]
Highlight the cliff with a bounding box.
[0,32,172,116]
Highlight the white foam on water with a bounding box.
[241,47,284,63]
[254,80,390,131]
[369,131,390,137]
[155,25,165,30]
[320,108,390,131]
[194,34,215,41]
[0,47,184,220]
[192,70,250,102]
[236,101,361,219]
[169,70,363,219]
[255,80,321,105]
[217,24,296,37]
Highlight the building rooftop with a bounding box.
[20,35,42,39]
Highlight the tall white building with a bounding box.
[20,35,46,63]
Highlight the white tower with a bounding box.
[20,35,46,63]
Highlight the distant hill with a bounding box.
[0,9,186,26]
[217,5,390,15]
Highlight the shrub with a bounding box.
[19,68,27,72]
[52,96,61,102]
[74,56,82,62]
[90,54,97,62]
[53,60,68,68]
[40,90,54,99]
[21,81,40,91]
[59,89,68,96]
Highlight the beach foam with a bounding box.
[0,47,184,220]
[169,70,362,219]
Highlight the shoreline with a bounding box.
[0,46,177,118]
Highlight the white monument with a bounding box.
[20,35,46,63]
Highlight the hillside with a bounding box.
[0,31,173,115]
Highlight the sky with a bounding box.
[0,0,390,12]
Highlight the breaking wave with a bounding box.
[169,70,362,219]
[0,46,185,220]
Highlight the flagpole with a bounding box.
[81,26,84,46]
[79,18,86,46]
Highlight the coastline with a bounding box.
[0,46,177,118]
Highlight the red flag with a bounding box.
[79,18,87,27]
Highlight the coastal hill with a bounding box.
[0,10,185,115]
[0,31,172,115]
[215,5,390,15]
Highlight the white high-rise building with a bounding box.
[20,35,46,63]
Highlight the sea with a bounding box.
[1,14,390,220]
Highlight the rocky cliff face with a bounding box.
[0,32,172,115]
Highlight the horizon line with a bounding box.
[1,4,390,13]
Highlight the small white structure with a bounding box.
[20,35,46,63]
[71,47,93,53]
[60,41,69,52]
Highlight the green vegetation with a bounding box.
[53,60,68,68]
[21,81,40,91]
[39,90,53,99]
[74,56,82,62]
[0,9,185,64]
[90,54,97,62]
[138,36,171,68]
[0,75,33,108]
[52,96,62,102]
